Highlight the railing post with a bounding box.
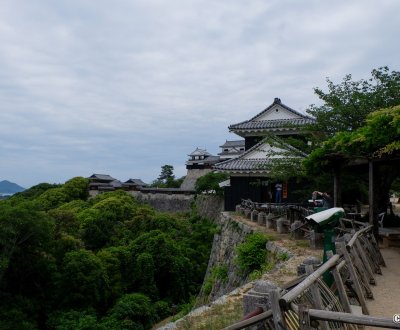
[298,304,311,330]
[270,289,286,330]
[336,241,369,315]
[326,251,352,314]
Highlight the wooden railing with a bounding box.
[224,224,400,329]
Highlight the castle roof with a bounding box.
[88,174,116,182]
[124,178,148,186]
[229,98,315,137]
[219,140,245,148]
[188,148,212,157]
[213,137,305,174]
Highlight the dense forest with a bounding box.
[0,177,217,329]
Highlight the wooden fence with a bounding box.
[223,222,400,330]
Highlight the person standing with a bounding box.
[313,191,333,208]
[275,182,283,203]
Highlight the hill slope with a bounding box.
[0,180,25,194]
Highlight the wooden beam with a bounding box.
[308,309,400,329]
[279,254,340,309]
[368,159,379,238]
[334,165,342,207]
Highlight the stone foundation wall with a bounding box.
[199,212,254,303]
[129,191,195,213]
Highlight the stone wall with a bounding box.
[195,195,224,221]
[129,191,195,213]
[180,168,213,190]
[199,212,254,303]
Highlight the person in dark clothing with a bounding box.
[275,182,283,203]
[313,191,333,208]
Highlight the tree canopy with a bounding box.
[0,177,216,329]
[195,172,228,195]
[306,66,400,136]
[305,105,400,173]
[151,165,185,188]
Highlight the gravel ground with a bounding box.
[365,247,400,329]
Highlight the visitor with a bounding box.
[275,182,283,203]
[313,191,333,208]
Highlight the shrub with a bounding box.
[235,233,269,274]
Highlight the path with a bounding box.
[366,247,400,329]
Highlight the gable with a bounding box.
[243,142,291,159]
[254,104,301,121]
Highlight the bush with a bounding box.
[235,233,269,274]
[195,172,228,195]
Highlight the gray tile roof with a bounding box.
[188,148,212,157]
[218,150,243,156]
[249,98,313,121]
[213,137,306,173]
[110,180,123,188]
[124,179,148,186]
[229,118,315,131]
[229,98,315,132]
[219,140,245,148]
[186,155,220,165]
[89,174,116,181]
[213,158,272,171]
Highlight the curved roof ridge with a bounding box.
[229,98,315,131]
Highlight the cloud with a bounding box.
[0,0,400,187]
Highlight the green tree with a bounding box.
[47,310,105,330]
[235,233,269,274]
[158,165,174,182]
[152,165,184,188]
[107,293,154,330]
[0,201,55,289]
[195,172,228,195]
[306,66,400,137]
[12,182,61,200]
[305,105,400,213]
[36,187,69,211]
[63,177,89,200]
[130,230,191,302]
[58,250,109,309]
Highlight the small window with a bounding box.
[224,148,229,152]
[275,108,279,112]
[240,148,244,151]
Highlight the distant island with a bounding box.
[0,180,25,196]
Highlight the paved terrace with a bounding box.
[366,247,400,329]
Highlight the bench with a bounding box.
[378,227,400,247]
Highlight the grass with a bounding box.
[295,240,310,248]
[175,297,243,330]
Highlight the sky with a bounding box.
[1,0,400,188]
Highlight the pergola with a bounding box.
[331,154,400,237]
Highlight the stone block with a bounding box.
[251,210,259,222]
[290,220,303,239]
[297,256,322,275]
[276,218,288,234]
[236,205,242,213]
[257,212,266,225]
[310,230,324,249]
[243,280,279,315]
[265,213,275,229]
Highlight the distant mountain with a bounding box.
[0,180,26,194]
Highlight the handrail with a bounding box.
[346,225,373,250]
[308,309,400,329]
[224,216,387,330]
[279,254,340,309]
[222,309,272,330]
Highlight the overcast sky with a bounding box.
[1,0,399,188]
